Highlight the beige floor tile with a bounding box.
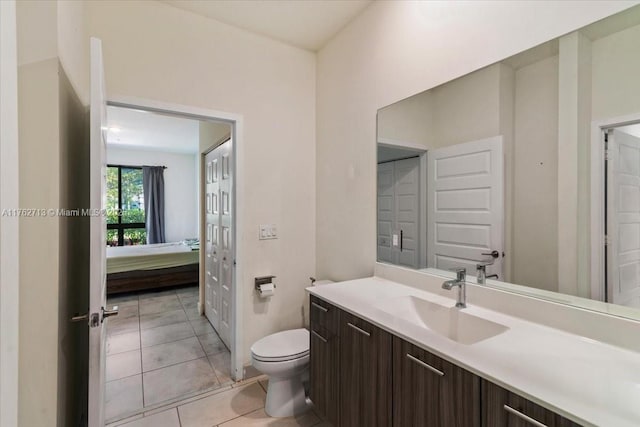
[178,382,265,427]
[189,317,215,336]
[177,286,198,297]
[185,307,202,320]
[208,351,232,384]
[105,375,143,421]
[197,332,228,355]
[107,331,141,355]
[107,315,140,336]
[108,294,139,307]
[106,350,142,382]
[119,408,180,427]
[142,336,205,372]
[139,296,183,316]
[218,407,320,427]
[143,357,219,407]
[141,321,195,348]
[116,304,140,318]
[179,294,199,306]
[139,289,177,300]
[140,309,188,330]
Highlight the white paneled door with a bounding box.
[427,136,504,279]
[204,139,233,348]
[377,157,421,269]
[88,37,109,427]
[607,130,640,308]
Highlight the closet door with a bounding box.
[204,149,220,332]
[217,139,233,348]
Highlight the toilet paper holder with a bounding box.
[255,275,276,291]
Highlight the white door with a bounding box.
[88,37,110,427]
[218,139,233,348]
[427,136,504,278]
[204,150,220,330]
[377,157,420,268]
[377,162,395,264]
[607,129,640,308]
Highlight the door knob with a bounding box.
[482,250,500,259]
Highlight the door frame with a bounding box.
[0,1,20,425]
[590,112,640,303]
[107,95,245,381]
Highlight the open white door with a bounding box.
[427,136,504,278]
[88,37,113,427]
[607,129,640,308]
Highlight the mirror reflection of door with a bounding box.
[377,146,423,269]
[607,126,640,308]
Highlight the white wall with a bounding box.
[106,147,198,242]
[86,0,316,364]
[512,55,559,291]
[316,0,635,281]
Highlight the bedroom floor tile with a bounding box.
[141,321,195,348]
[139,289,177,300]
[139,297,183,316]
[106,374,143,421]
[142,336,205,372]
[143,357,219,407]
[140,309,188,330]
[197,332,227,355]
[107,315,140,336]
[106,350,142,382]
[189,317,215,336]
[208,351,232,385]
[107,331,141,355]
[108,294,140,307]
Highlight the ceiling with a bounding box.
[161,0,372,51]
[106,106,201,154]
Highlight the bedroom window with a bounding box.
[107,165,146,246]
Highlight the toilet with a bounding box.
[251,279,334,417]
[251,328,310,417]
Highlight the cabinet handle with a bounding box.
[311,302,328,313]
[311,330,328,343]
[503,405,548,427]
[406,353,445,377]
[347,322,371,337]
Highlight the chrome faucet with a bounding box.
[442,268,466,308]
[476,263,499,284]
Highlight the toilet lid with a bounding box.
[251,328,309,361]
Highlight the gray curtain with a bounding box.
[142,166,166,244]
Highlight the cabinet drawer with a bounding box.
[482,381,582,427]
[310,295,339,334]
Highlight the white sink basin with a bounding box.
[375,296,509,345]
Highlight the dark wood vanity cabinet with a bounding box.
[339,310,393,427]
[392,337,481,427]
[482,381,582,427]
[308,295,582,427]
[309,296,340,426]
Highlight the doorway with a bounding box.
[101,101,240,423]
[605,123,640,308]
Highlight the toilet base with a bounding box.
[264,371,310,417]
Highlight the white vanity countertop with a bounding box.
[307,277,640,427]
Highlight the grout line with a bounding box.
[176,406,183,427]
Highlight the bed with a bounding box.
[106,242,199,294]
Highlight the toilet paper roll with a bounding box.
[258,283,274,298]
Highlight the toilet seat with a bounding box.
[251,328,309,363]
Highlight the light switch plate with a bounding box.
[259,224,278,240]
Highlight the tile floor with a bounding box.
[106,379,332,427]
[105,286,232,423]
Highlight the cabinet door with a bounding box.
[393,337,480,427]
[339,311,392,427]
[483,381,582,427]
[309,323,339,426]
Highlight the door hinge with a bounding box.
[604,235,609,246]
